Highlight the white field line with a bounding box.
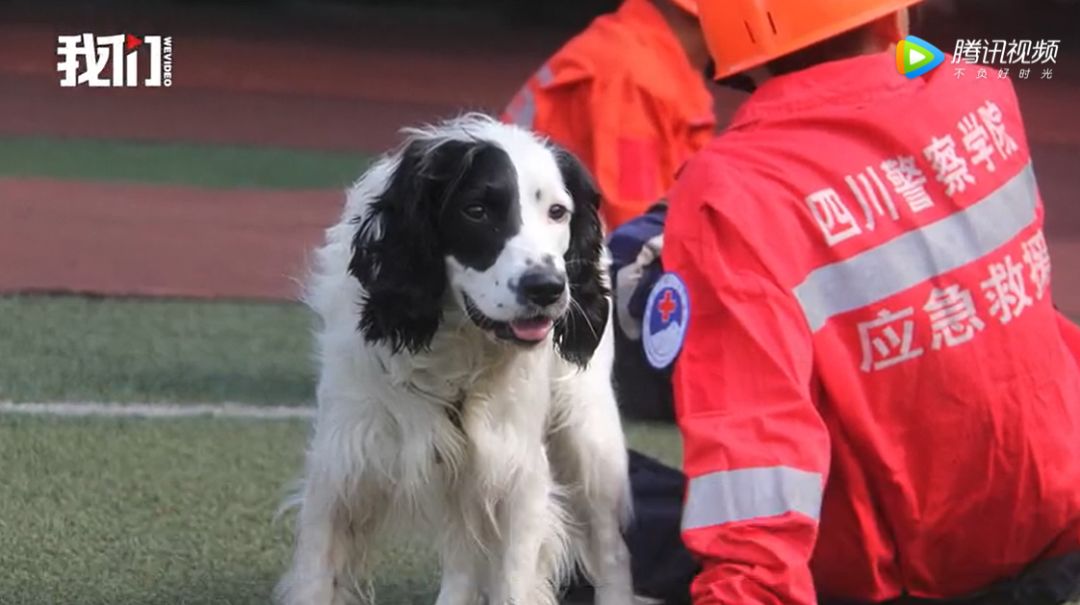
[0,401,315,420]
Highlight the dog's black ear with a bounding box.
[551,145,610,368]
[349,139,481,354]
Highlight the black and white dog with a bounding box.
[277,115,634,605]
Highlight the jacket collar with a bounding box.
[729,50,921,130]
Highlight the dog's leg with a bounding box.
[549,374,635,605]
[485,458,569,605]
[276,482,358,605]
[277,468,383,605]
[433,534,484,605]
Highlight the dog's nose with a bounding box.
[518,269,566,307]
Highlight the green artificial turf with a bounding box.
[0,415,434,604]
[0,415,681,605]
[0,296,316,405]
[0,136,372,190]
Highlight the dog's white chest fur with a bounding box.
[359,319,560,505]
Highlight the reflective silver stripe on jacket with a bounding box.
[682,466,824,531]
[795,163,1038,332]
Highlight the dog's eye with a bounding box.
[548,204,570,222]
[462,204,488,221]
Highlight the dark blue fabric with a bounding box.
[622,450,698,604]
[609,201,676,422]
[608,201,668,279]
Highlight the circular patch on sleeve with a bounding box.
[643,272,690,370]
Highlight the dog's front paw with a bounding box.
[276,572,369,605]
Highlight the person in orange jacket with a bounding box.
[501,0,716,231]
[641,0,1080,604]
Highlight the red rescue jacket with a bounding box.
[500,0,715,231]
[663,51,1080,604]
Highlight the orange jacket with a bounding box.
[501,0,715,231]
[661,51,1080,604]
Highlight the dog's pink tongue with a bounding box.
[510,317,554,342]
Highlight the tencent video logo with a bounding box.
[897,36,945,78]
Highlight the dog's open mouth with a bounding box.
[463,295,555,344]
[507,316,554,342]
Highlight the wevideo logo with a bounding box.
[58,33,173,88]
[896,35,945,79]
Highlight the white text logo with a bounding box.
[58,34,173,88]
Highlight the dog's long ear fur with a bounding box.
[551,145,610,368]
[349,138,483,354]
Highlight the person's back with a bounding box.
[661,2,1080,603]
[502,0,714,230]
